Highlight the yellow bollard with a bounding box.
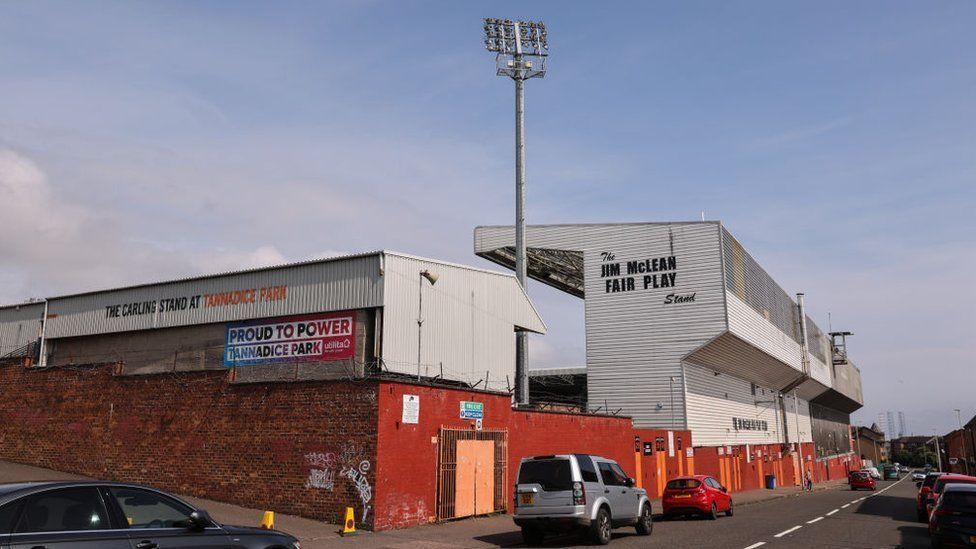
[340,507,357,536]
[260,511,274,529]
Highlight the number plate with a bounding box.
[520,493,534,505]
[674,494,691,499]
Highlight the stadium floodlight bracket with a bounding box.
[483,18,548,80]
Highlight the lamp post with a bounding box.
[417,269,439,380]
[483,18,548,406]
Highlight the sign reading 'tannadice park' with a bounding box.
[223,311,355,366]
[598,251,695,304]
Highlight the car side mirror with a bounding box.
[721,486,728,493]
[187,509,213,532]
[626,477,636,487]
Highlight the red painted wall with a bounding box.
[373,381,676,530]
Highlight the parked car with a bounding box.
[0,481,300,549]
[923,474,976,521]
[918,472,947,522]
[850,471,876,491]
[884,466,900,480]
[928,483,976,548]
[513,454,652,545]
[862,467,882,480]
[661,475,733,520]
[913,470,928,481]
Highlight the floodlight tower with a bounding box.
[483,18,548,406]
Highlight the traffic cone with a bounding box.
[340,507,357,536]
[260,511,274,529]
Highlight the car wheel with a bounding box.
[917,509,927,523]
[636,502,653,535]
[931,533,943,548]
[521,525,545,546]
[725,500,734,517]
[708,501,718,520]
[589,507,612,545]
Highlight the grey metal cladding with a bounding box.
[0,302,44,357]
[45,254,384,339]
[379,253,544,391]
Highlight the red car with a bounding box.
[662,475,733,520]
[849,471,876,490]
[917,472,946,522]
[924,473,976,522]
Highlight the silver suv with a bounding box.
[513,454,652,545]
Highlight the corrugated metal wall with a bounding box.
[477,222,728,428]
[684,362,813,447]
[0,302,44,357]
[380,253,544,391]
[45,254,384,339]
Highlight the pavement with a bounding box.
[0,460,929,548]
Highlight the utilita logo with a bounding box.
[664,292,696,305]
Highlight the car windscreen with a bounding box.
[518,459,573,491]
[923,474,944,488]
[666,479,701,490]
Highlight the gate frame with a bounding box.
[435,426,508,521]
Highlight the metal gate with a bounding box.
[436,427,508,521]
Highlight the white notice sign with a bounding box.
[667,431,675,457]
[402,394,419,424]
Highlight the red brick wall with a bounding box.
[0,362,380,529]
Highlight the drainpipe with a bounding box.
[37,300,49,367]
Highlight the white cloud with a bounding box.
[0,149,300,303]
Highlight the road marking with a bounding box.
[807,516,824,524]
[743,543,766,549]
[774,525,802,538]
[841,503,850,508]
[826,509,839,515]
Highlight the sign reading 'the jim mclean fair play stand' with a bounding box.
[597,251,696,304]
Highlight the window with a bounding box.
[666,479,701,490]
[110,488,195,529]
[574,455,599,483]
[598,462,629,487]
[517,459,573,492]
[0,500,23,534]
[15,487,111,533]
[706,478,722,489]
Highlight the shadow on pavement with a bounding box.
[897,524,931,548]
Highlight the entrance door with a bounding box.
[454,440,495,518]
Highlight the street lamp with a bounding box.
[417,269,439,380]
[483,18,548,406]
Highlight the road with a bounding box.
[485,476,929,548]
[323,476,930,548]
[0,460,931,548]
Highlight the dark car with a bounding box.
[0,481,300,549]
[924,475,976,522]
[929,483,976,548]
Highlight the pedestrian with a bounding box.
[804,469,813,492]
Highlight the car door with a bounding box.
[707,477,730,511]
[598,461,636,521]
[7,486,131,549]
[106,487,235,549]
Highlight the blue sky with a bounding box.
[1,1,973,435]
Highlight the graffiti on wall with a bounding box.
[303,442,373,521]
